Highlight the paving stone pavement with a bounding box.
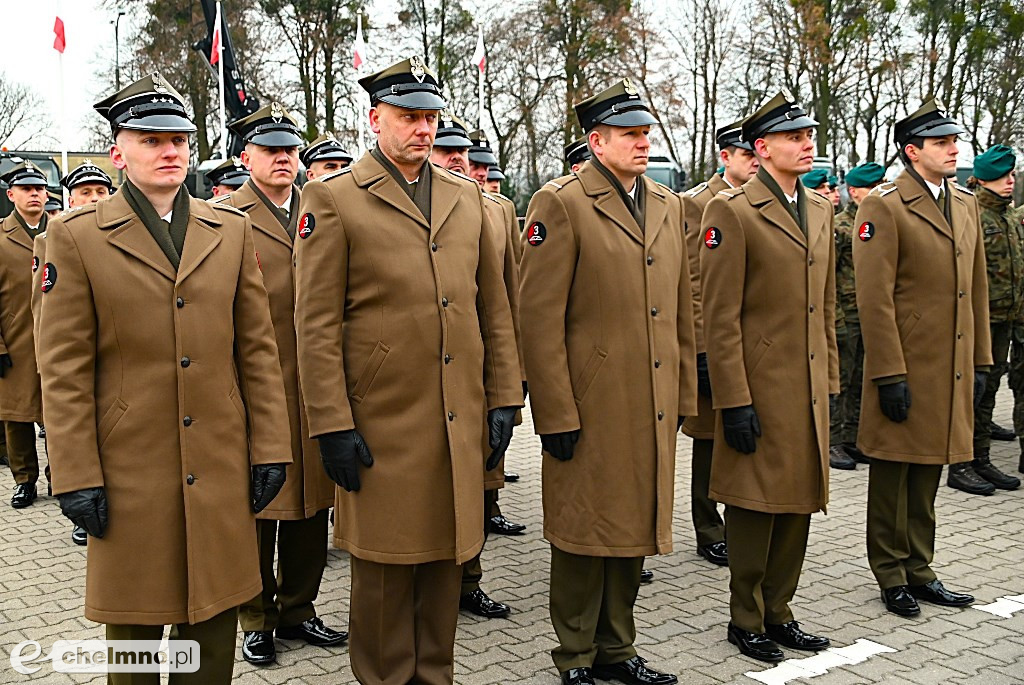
[1,391,1022,684]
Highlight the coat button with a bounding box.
[646,256,654,265]
[651,307,659,316]
[442,297,449,308]
[956,249,962,257]
[809,258,814,266]
[183,416,192,427]
[444,354,452,364]
[657,411,664,420]
[812,397,818,405]
[809,305,816,313]
[431,242,438,252]
[810,352,815,360]
[654,359,661,368]
[956,372,962,380]
[176,297,185,308]
[957,332,963,339]
[959,290,965,298]
[186,474,195,485]
[180,356,191,368]
[448,412,455,421]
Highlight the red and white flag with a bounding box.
[353,14,367,70]
[471,26,485,72]
[53,16,66,53]
[210,2,222,65]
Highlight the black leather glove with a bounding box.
[696,353,712,398]
[486,406,519,471]
[541,430,580,461]
[878,381,911,423]
[251,463,287,513]
[829,394,838,416]
[522,381,529,400]
[0,353,12,378]
[722,405,761,454]
[58,486,108,538]
[974,371,987,411]
[318,429,374,492]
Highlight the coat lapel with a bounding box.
[805,193,830,253]
[577,162,643,245]
[896,170,953,240]
[232,182,293,250]
[176,198,224,285]
[2,214,34,252]
[429,167,463,240]
[100,192,178,281]
[950,187,969,246]
[641,177,668,248]
[352,152,429,229]
[744,175,807,248]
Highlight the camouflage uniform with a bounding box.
[975,187,1024,450]
[833,203,862,448]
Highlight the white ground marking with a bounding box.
[973,595,1024,619]
[744,638,897,685]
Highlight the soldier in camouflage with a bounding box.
[963,145,1023,490]
[830,163,886,469]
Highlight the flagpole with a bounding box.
[356,13,366,155]
[477,23,484,131]
[216,1,227,159]
[56,1,68,204]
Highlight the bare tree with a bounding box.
[0,74,54,149]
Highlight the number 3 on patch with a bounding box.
[858,221,875,241]
[704,227,722,249]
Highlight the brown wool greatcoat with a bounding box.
[38,191,292,625]
[218,180,334,519]
[518,162,698,557]
[680,173,730,440]
[0,212,42,423]
[493,192,523,264]
[853,170,991,464]
[482,191,524,490]
[701,175,839,515]
[293,153,523,566]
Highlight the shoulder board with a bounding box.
[544,175,578,191]
[684,182,709,198]
[954,183,974,196]
[316,167,354,184]
[209,194,232,204]
[717,188,744,199]
[61,204,98,222]
[210,203,245,217]
[495,192,513,203]
[546,179,565,189]
[441,168,474,184]
[482,192,502,204]
[873,182,898,197]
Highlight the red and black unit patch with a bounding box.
[704,227,722,249]
[858,221,875,241]
[31,256,39,273]
[526,221,546,246]
[298,213,315,239]
[40,263,57,293]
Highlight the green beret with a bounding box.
[801,169,829,189]
[827,175,838,188]
[973,145,1016,182]
[845,162,886,188]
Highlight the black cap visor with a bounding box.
[469,149,498,165]
[596,108,658,129]
[117,112,197,134]
[434,131,473,148]
[375,90,447,111]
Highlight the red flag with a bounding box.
[53,17,66,54]
[210,2,222,65]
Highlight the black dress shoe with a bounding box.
[561,667,596,685]
[593,656,677,684]
[842,442,870,463]
[765,621,829,651]
[276,617,348,646]
[990,422,1015,441]
[489,515,526,535]
[241,631,275,665]
[11,483,37,509]
[504,471,520,482]
[726,622,784,663]
[881,585,920,616]
[829,445,856,470]
[640,569,654,584]
[908,579,974,607]
[460,588,511,618]
[697,540,728,566]
[71,525,87,546]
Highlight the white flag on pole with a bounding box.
[471,25,486,72]
[354,15,368,70]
